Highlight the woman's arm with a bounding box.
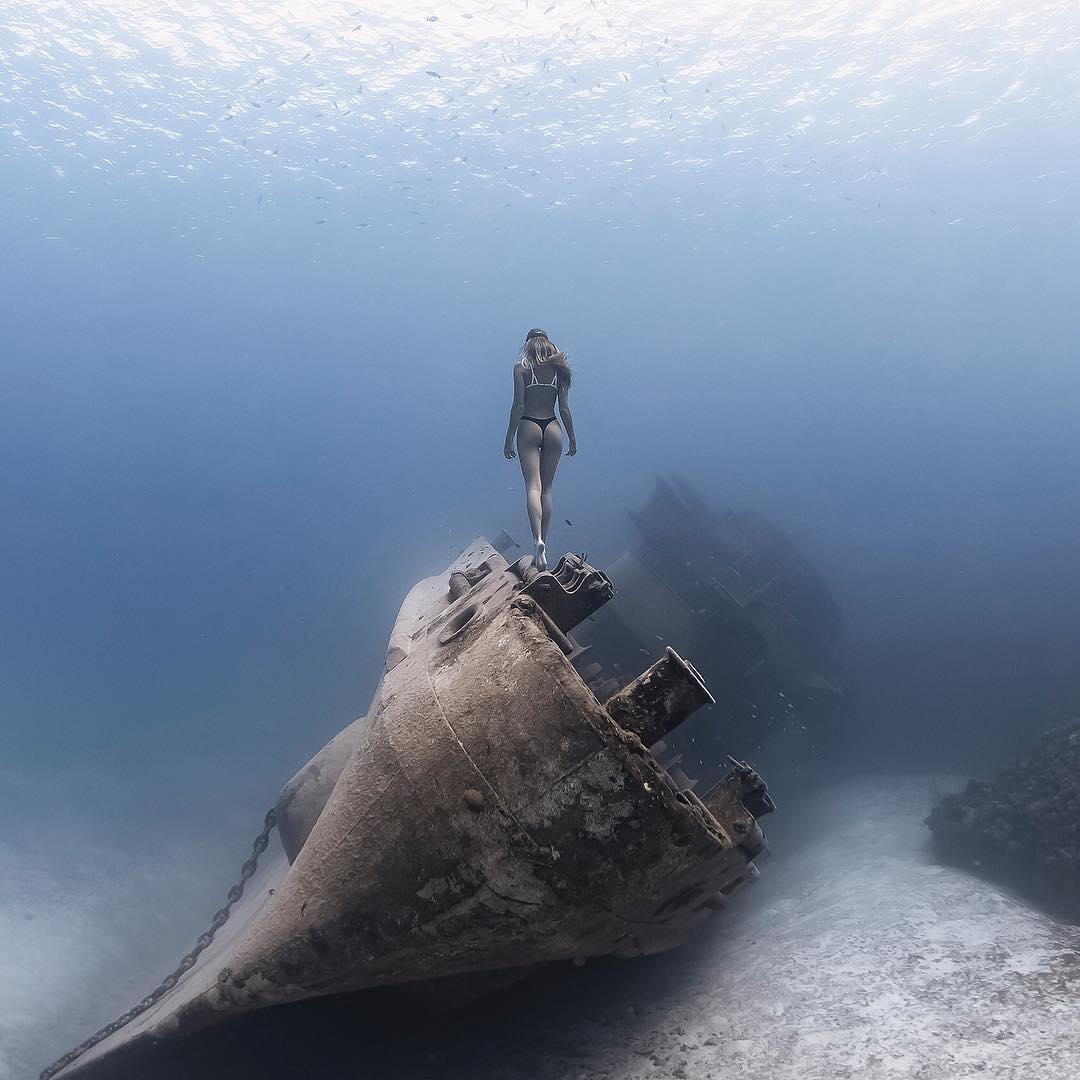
[504,365,526,457]
[558,379,576,455]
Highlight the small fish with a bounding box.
[426,15,438,21]
[316,218,327,224]
[426,70,442,78]
[462,12,473,17]
[564,518,573,526]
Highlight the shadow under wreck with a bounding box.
[47,539,775,1080]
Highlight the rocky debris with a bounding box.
[927,717,1080,920]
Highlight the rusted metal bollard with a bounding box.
[603,646,714,746]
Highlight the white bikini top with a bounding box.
[525,363,559,388]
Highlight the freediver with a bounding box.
[503,328,577,570]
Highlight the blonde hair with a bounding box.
[519,328,572,387]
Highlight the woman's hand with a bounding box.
[504,444,516,459]
[566,440,577,457]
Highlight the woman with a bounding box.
[503,328,577,570]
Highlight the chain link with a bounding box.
[39,807,278,1080]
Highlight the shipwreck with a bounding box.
[45,537,775,1079]
[557,475,845,785]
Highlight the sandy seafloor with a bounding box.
[5,774,1080,1080]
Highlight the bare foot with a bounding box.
[534,540,548,571]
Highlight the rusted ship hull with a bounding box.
[53,539,773,1078]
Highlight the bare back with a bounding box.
[520,361,560,418]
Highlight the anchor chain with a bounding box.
[39,807,278,1080]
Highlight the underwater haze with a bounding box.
[3,1,1080,1077]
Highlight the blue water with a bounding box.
[2,2,1079,1076]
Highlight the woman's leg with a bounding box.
[516,419,544,550]
[539,419,564,544]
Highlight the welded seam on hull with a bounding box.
[513,666,726,847]
[420,628,543,854]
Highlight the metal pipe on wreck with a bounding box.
[512,595,576,655]
[603,646,715,746]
